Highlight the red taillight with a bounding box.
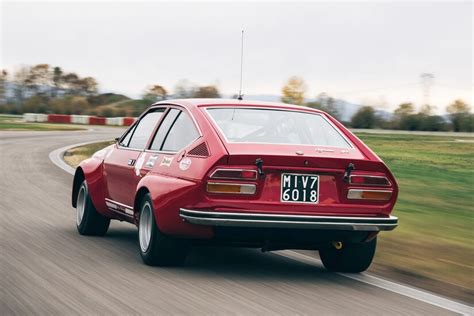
[210,169,257,180]
[350,175,390,186]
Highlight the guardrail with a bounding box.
[23,113,137,126]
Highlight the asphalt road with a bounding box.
[0,128,465,315]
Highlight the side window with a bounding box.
[127,109,164,149]
[119,124,136,147]
[161,111,199,152]
[150,109,180,150]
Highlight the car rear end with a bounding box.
[180,103,398,255]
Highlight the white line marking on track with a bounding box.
[277,250,473,316]
[50,141,474,316]
[49,139,112,175]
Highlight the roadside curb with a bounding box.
[25,113,137,126]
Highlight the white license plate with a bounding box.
[281,173,319,204]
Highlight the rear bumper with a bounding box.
[179,209,398,232]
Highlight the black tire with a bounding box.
[319,238,377,273]
[76,181,110,236]
[138,193,189,266]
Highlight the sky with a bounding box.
[1,1,472,113]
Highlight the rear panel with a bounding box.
[194,105,398,218]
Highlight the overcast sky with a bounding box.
[1,1,472,112]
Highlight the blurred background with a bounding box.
[1,0,472,303]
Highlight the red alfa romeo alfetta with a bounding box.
[72,99,398,271]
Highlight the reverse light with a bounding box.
[210,169,257,180]
[347,189,392,201]
[207,182,256,195]
[349,175,390,186]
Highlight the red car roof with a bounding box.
[152,98,325,114]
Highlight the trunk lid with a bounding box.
[211,143,393,217]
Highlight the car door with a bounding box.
[104,108,165,210]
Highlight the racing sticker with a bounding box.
[179,157,192,171]
[145,155,159,168]
[160,156,173,167]
[134,155,146,176]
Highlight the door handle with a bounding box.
[128,159,136,166]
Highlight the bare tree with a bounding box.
[281,76,307,105]
[144,85,168,101]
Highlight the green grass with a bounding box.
[356,133,474,300]
[0,116,84,131]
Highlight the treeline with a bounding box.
[0,65,221,117]
[281,76,473,132]
[0,67,472,132]
[349,102,472,132]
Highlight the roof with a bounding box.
[153,98,324,114]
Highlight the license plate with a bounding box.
[281,173,319,204]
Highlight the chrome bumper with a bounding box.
[179,209,398,232]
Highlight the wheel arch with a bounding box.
[134,186,151,217]
[72,167,85,208]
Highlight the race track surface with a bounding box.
[0,128,462,315]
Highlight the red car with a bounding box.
[72,99,398,271]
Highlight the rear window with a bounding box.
[207,108,351,148]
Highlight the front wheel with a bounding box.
[319,238,377,273]
[76,181,110,236]
[138,193,189,266]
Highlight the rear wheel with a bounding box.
[138,193,189,266]
[76,181,110,236]
[319,238,377,273]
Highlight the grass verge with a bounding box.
[64,141,115,167]
[64,134,474,303]
[357,133,473,303]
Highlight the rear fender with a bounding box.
[73,157,112,217]
[137,174,212,239]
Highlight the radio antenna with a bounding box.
[237,29,244,100]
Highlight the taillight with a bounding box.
[210,169,257,180]
[349,175,390,186]
[347,189,392,201]
[207,182,256,195]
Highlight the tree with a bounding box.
[446,99,471,132]
[392,102,415,130]
[62,73,80,95]
[418,115,448,131]
[174,79,196,98]
[281,76,307,105]
[351,106,378,128]
[77,77,98,96]
[26,64,51,95]
[447,99,470,115]
[306,93,341,120]
[394,103,415,117]
[52,67,64,97]
[0,70,7,104]
[193,85,220,98]
[143,85,167,101]
[12,66,31,104]
[419,104,435,116]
